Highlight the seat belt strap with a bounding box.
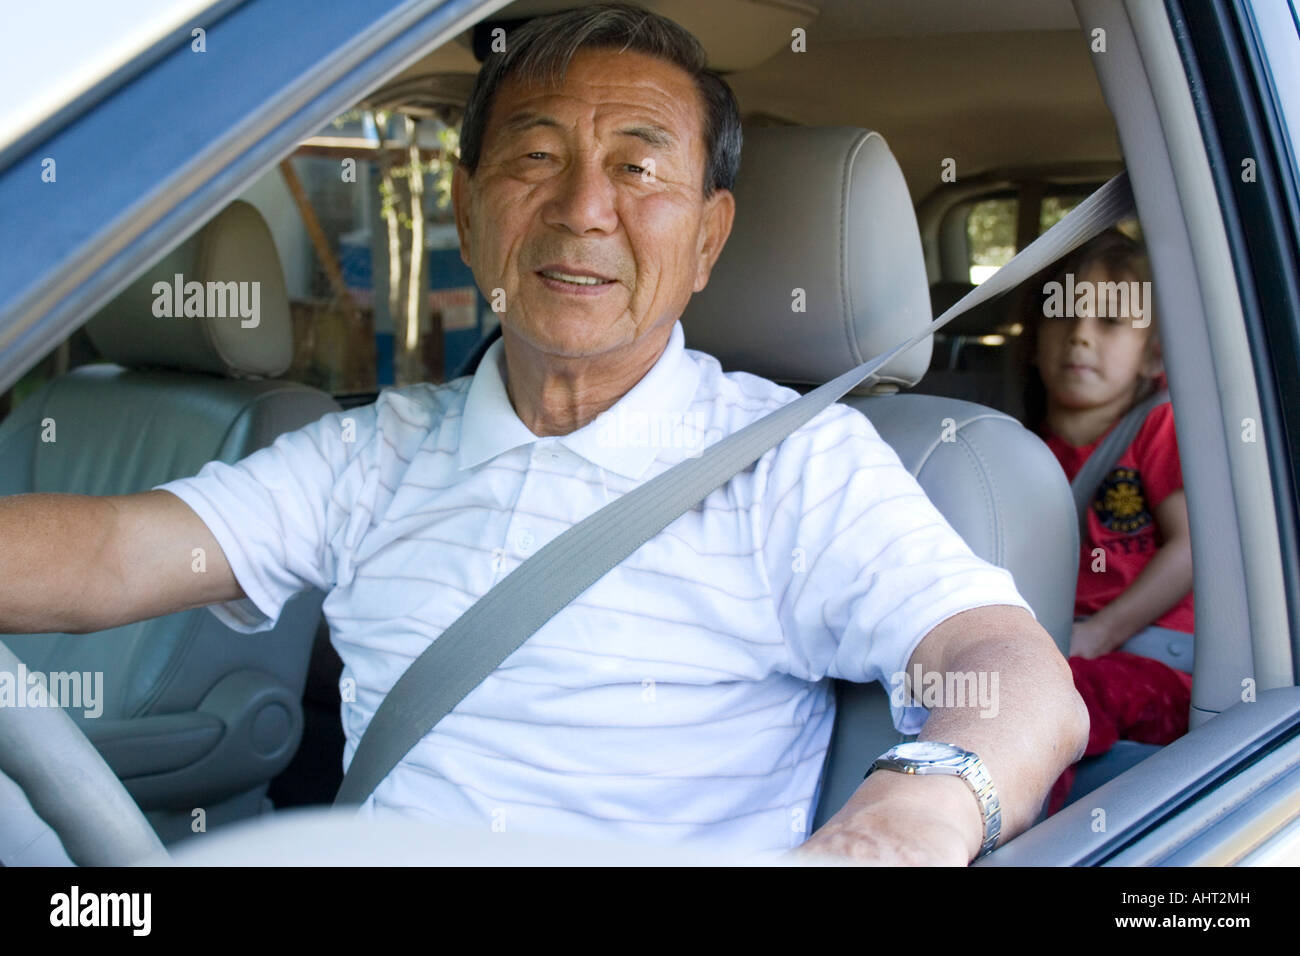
[333,171,1137,808]
[1070,388,1170,540]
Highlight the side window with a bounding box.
[1039,191,1142,242]
[963,187,1126,285]
[2,105,496,420]
[1039,194,1084,235]
[271,108,492,396]
[966,197,1018,285]
[234,106,495,398]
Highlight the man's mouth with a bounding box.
[537,269,612,286]
[534,265,618,295]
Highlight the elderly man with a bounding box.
[0,3,1086,864]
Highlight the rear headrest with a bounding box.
[84,201,293,378]
[682,127,932,392]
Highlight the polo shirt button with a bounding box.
[517,529,535,553]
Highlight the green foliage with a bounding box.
[967,198,1017,267]
[375,112,459,230]
[1039,195,1082,235]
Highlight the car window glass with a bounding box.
[967,197,1018,285]
[265,108,495,398]
[1039,194,1084,235]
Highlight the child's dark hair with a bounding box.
[1015,227,1157,433]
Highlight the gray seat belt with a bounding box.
[333,171,1137,808]
[1069,388,1170,540]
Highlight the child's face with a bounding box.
[1034,262,1159,413]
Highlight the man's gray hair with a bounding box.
[458,2,742,197]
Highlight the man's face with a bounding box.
[453,47,734,359]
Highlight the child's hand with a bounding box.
[1069,618,1117,659]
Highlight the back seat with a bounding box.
[916,280,1025,420]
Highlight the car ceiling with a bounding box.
[380,0,1119,204]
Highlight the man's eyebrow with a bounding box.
[617,124,677,150]
[496,112,561,138]
[495,112,677,150]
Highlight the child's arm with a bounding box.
[1069,490,1194,658]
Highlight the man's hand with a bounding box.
[791,769,980,865]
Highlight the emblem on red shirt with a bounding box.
[1092,466,1153,533]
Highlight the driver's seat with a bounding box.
[680,126,1079,826]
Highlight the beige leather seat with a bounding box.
[681,127,1078,826]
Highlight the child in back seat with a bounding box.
[1018,228,1196,814]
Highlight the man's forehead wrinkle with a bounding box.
[483,49,707,184]
[497,109,678,152]
[496,87,692,141]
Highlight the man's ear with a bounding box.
[452,164,472,268]
[692,188,736,293]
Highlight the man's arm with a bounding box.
[795,604,1089,864]
[0,490,242,635]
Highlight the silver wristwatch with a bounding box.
[866,740,1002,860]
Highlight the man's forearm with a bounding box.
[799,605,1089,864]
[0,492,121,634]
[908,606,1089,850]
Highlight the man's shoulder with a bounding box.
[305,380,469,473]
[683,348,888,495]
[352,379,469,433]
[685,347,872,441]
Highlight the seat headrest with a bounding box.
[84,201,293,378]
[682,127,932,392]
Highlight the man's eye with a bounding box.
[625,164,646,175]
[526,152,549,160]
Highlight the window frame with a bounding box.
[0,0,512,397]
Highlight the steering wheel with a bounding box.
[0,639,166,866]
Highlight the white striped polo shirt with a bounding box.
[156,318,1032,854]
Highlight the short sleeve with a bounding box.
[153,403,378,633]
[1131,402,1184,510]
[760,404,1034,735]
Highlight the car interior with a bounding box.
[1,0,1294,863]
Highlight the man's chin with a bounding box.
[505,316,632,359]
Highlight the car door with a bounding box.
[984,0,1300,866]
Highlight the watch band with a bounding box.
[866,743,1002,860]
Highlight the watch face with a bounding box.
[895,741,962,762]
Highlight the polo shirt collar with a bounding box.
[457,319,701,480]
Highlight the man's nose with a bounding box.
[543,156,619,235]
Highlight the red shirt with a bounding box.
[1042,401,1195,634]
